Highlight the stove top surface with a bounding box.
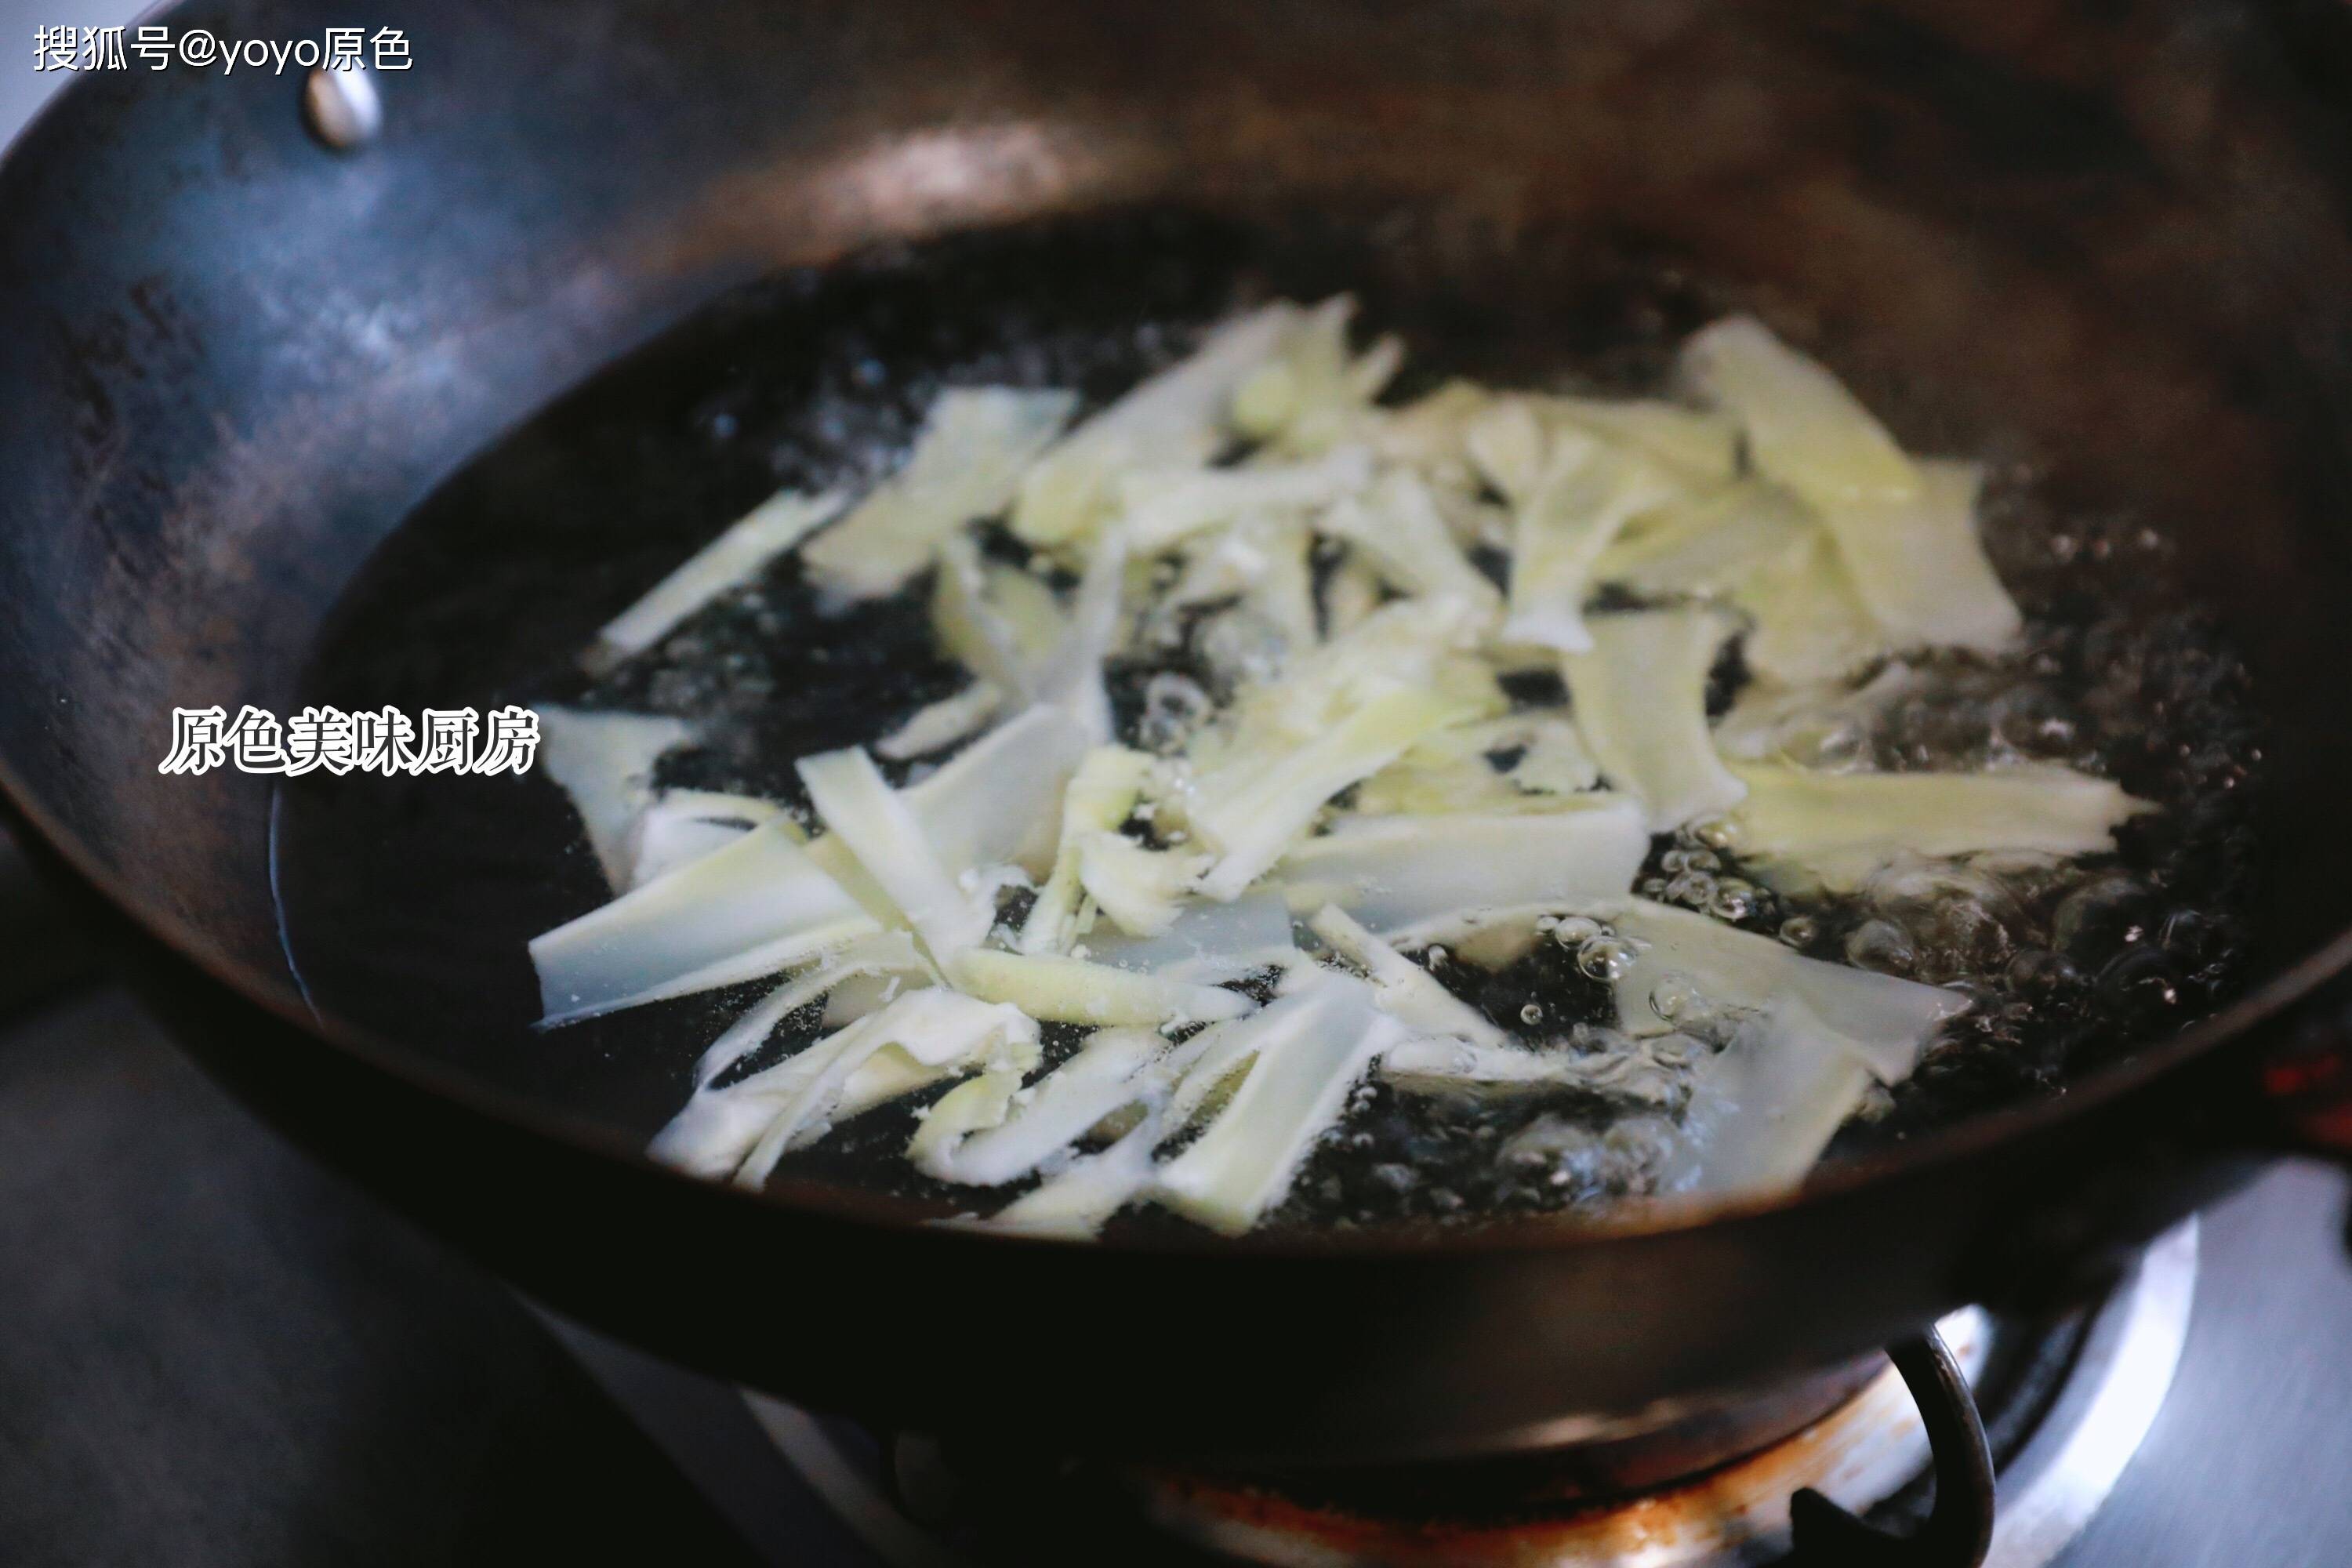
[2,981,2348,1566]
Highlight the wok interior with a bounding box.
[9,0,2352,1163]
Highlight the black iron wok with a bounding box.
[4,0,2352,1468]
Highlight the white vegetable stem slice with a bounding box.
[625,789,788,889]
[1308,904,1505,1046]
[1729,760,2149,892]
[913,1025,1183,1185]
[1190,684,1480,899]
[1683,318,2018,651]
[949,949,1255,1027]
[799,747,993,962]
[1657,1000,1874,1196]
[977,1120,1163,1238]
[874,681,1006,761]
[800,387,1076,600]
[1731,532,1891,684]
[1270,800,1650,935]
[902,703,1091,878]
[535,706,692,891]
[1120,445,1373,554]
[589,488,848,667]
[649,990,1040,1186]
[1083,893,1298,975]
[1152,974,1402,1234]
[1232,295,1402,455]
[1030,530,1127,742]
[1610,898,1965,1083]
[689,931,931,1088]
[1019,746,1156,955]
[1502,430,1679,653]
[1317,470,1500,608]
[1013,303,1301,546]
[1076,835,1204,937]
[1590,480,1813,597]
[1545,396,1742,485]
[1563,608,1746,832]
[531,822,878,1025]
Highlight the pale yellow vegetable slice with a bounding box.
[798,747,992,961]
[531,822,879,1025]
[1076,834,1206,937]
[1610,898,1965,1083]
[1269,799,1649,935]
[801,387,1075,600]
[1730,531,1891,684]
[1727,760,2149,893]
[1590,479,1813,597]
[949,949,1255,1027]
[688,931,931,1088]
[535,706,692,891]
[913,1025,1183,1185]
[623,789,789,889]
[1544,395,1741,486]
[1152,973,1402,1233]
[1656,1000,1875,1196]
[1308,904,1504,1046]
[1018,746,1156,955]
[1502,432,1682,652]
[649,989,1040,1186]
[1682,318,2017,651]
[1014,303,1302,546]
[1231,295,1403,456]
[1563,608,1746,831]
[1119,445,1373,554]
[589,488,848,668]
[1316,470,1500,608]
[873,681,1007,762]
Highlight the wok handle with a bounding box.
[1788,1329,1994,1568]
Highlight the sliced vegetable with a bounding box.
[1189,684,1483,899]
[1544,395,1741,485]
[975,1120,1162,1238]
[531,822,877,1025]
[1308,904,1505,1045]
[1380,1033,1697,1109]
[648,989,1040,1186]
[1730,530,1891,685]
[535,706,693,891]
[1152,973,1403,1233]
[1610,898,1965,1082]
[1083,893,1298,974]
[801,387,1075,600]
[1076,834,1205,937]
[874,681,1007,761]
[1269,800,1649,935]
[913,1025,1185,1185]
[1014,303,1301,546]
[1655,1001,1874,1196]
[1683,318,2017,651]
[689,930,931,1087]
[1120,445,1374,554]
[624,789,789,889]
[1590,479,1813,597]
[798,747,991,960]
[1562,608,1746,831]
[1317,470,1500,608]
[1231,295,1403,456]
[1018,746,1156,955]
[1501,431,1680,652]
[1728,760,2148,892]
[949,949,1255,1027]
[589,488,848,668]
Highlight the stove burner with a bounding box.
[742,1221,2195,1568]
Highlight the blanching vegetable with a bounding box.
[1018,746,1156,955]
[1562,608,1747,831]
[1271,800,1649,935]
[1152,972,1403,1233]
[1501,430,1680,653]
[874,681,1007,761]
[1308,903,1505,1045]
[1728,760,2148,892]
[1014,303,1302,546]
[589,488,848,669]
[949,949,1256,1027]
[535,706,693,891]
[1610,898,1965,1083]
[1682,318,2018,651]
[624,789,789,889]
[798,746,992,961]
[1656,1003,1875,1196]
[801,387,1075,600]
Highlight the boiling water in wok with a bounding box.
[274,214,2262,1238]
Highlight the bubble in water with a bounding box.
[1780,915,1820,948]
[2053,872,2154,959]
[1519,1002,1544,1026]
[1552,915,1604,949]
[1578,935,1639,982]
[1640,877,1670,898]
[1664,870,1718,909]
[1846,918,1918,975]
[1661,848,1721,874]
[1650,971,1706,1023]
[1137,672,1212,753]
[1708,878,1759,922]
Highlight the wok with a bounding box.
[3,0,2351,1467]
